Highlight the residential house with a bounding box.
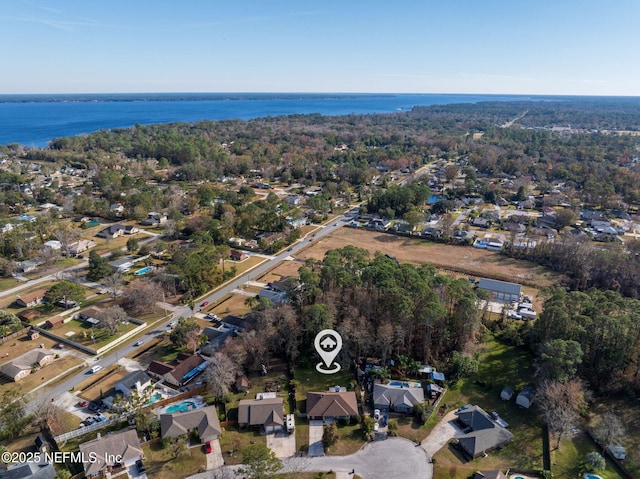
[140,212,168,226]
[238,396,285,433]
[230,250,248,261]
[77,307,103,326]
[68,239,96,256]
[455,405,513,459]
[285,194,303,206]
[306,389,358,421]
[0,349,56,382]
[477,278,522,304]
[160,405,221,442]
[258,288,288,304]
[43,240,61,250]
[124,225,139,235]
[148,354,208,387]
[109,257,134,273]
[109,204,124,215]
[1,460,56,479]
[372,383,425,414]
[18,260,41,274]
[97,224,126,239]
[115,371,153,398]
[15,288,48,308]
[516,387,535,409]
[78,428,143,478]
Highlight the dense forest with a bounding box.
[225,246,483,378]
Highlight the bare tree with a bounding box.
[103,272,125,302]
[122,279,163,315]
[203,353,239,400]
[96,305,128,336]
[30,398,63,430]
[537,379,589,449]
[591,412,625,452]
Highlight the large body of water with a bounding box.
[0,92,543,147]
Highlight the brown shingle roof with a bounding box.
[160,405,221,442]
[238,397,284,427]
[15,288,48,306]
[166,355,206,384]
[148,360,174,376]
[306,391,358,418]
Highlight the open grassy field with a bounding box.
[208,293,252,318]
[256,258,305,284]
[227,255,265,276]
[51,318,139,349]
[296,228,561,310]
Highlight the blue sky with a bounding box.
[2,0,639,95]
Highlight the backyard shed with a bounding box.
[500,386,514,401]
[516,386,535,408]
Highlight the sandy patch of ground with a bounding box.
[298,228,560,287]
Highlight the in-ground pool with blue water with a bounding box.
[165,401,197,413]
[388,381,421,388]
[134,266,154,275]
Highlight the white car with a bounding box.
[134,340,143,347]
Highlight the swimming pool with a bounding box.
[388,381,421,388]
[134,266,154,275]
[165,401,197,413]
[583,474,603,479]
[144,392,163,406]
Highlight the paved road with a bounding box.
[29,303,192,412]
[193,213,351,311]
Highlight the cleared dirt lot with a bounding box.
[297,228,560,286]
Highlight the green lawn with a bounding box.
[51,318,139,349]
[143,441,206,479]
[292,358,356,413]
[218,425,267,465]
[552,433,625,479]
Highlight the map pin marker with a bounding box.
[314,329,342,374]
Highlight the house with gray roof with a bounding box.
[0,461,56,479]
[78,428,143,478]
[160,405,221,442]
[115,370,153,398]
[454,405,513,459]
[0,349,56,382]
[238,397,284,434]
[477,278,521,303]
[373,383,425,414]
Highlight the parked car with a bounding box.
[77,401,88,408]
[204,441,212,454]
[135,459,146,474]
[83,417,95,426]
[88,402,101,412]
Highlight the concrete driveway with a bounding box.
[308,420,325,456]
[266,430,296,458]
[206,439,224,470]
[420,410,464,457]
[282,437,432,479]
